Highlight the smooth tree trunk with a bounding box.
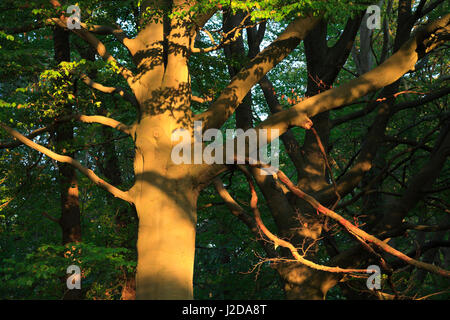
[131,115,199,299]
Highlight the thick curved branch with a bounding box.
[78,23,131,48]
[256,14,450,138]
[47,17,132,49]
[0,122,133,204]
[213,178,250,221]
[0,114,133,150]
[74,29,134,82]
[194,15,321,131]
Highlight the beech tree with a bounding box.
[0,0,449,299]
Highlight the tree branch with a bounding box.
[383,135,433,152]
[275,170,450,278]
[0,22,44,34]
[79,73,139,107]
[414,0,445,20]
[0,123,57,150]
[49,18,134,84]
[194,15,321,131]
[379,120,450,230]
[213,178,258,230]
[72,114,134,136]
[259,75,304,172]
[331,86,449,127]
[41,211,60,224]
[78,22,132,49]
[239,166,376,275]
[390,240,450,269]
[255,14,450,139]
[191,14,264,53]
[213,178,278,258]
[393,86,450,113]
[191,95,213,104]
[0,122,134,204]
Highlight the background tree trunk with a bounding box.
[53,27,83,300]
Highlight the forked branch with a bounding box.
[275,170,450,278]
[256,14,450,141]
[191,14,264,53]
[237,166,375,275]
